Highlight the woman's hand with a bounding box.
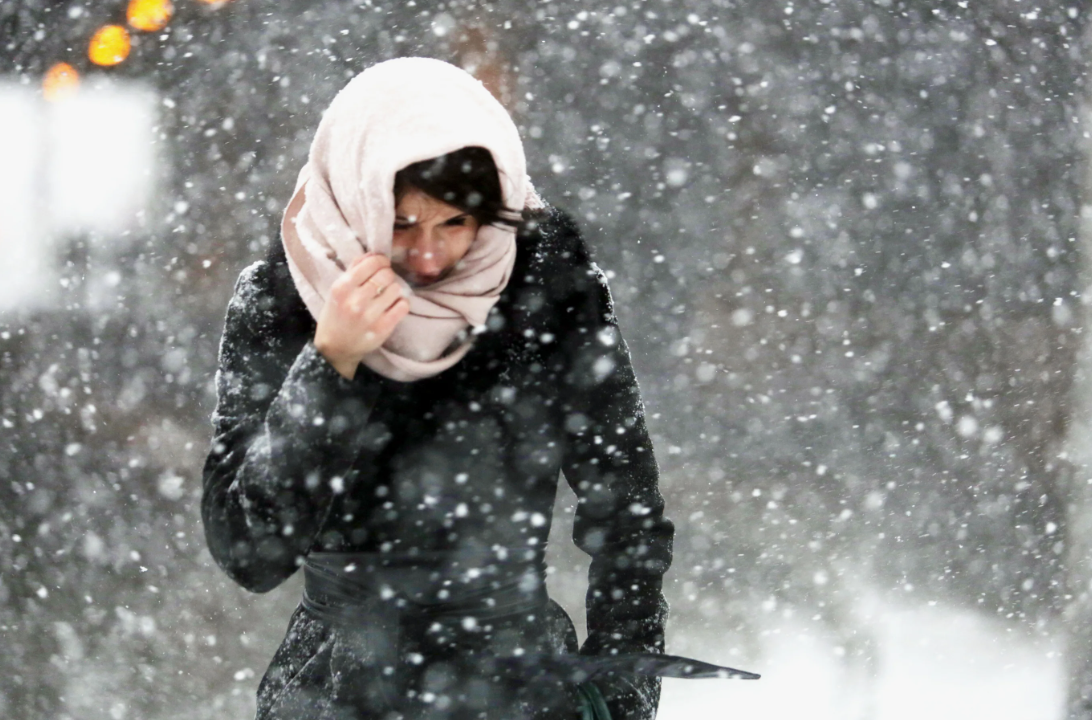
[314,253,410,379]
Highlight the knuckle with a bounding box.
[353,256,376,275]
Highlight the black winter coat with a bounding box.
[202,207,675,720]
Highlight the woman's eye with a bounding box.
[393,223,412,231]
[445,216,468,227]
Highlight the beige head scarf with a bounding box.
[281,57,544,383]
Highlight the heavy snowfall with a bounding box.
[1,1,1090,718]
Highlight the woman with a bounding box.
[202,58,750,720]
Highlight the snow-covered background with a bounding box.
[658,602,1064,720]
[2,1,1090,718]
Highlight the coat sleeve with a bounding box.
[550,213,674,718]
[201,261,384,593]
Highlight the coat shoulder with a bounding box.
[517,205,611,312]
[223,242,314,351]
[518,205,587,263]
[516,205,598,300]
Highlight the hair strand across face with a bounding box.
[393,147,522,230]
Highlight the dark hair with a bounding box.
[393,146,522,229]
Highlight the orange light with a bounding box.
[127,0,173,32]
[43,62,80,102]
[88,25,131,67]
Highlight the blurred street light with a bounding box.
[42,62,79,103]
[88,25,131,67]
[127,0,174,33]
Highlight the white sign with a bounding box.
[0,78,158,312]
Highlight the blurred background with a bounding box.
[1,1,1091,718]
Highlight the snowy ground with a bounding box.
[657,602,1063,720]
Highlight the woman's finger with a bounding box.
[340,278,400,322]
[358,282,407,323]
[371,267,399,288]
[358,267,399,298]
[330,257,391,305]
[340,254,391,289]
[370,298,411,340]
[347,251,391,268]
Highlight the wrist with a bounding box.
[313,340,359,380]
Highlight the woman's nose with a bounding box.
[407,229,444,277]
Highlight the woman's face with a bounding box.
[391,188,480,287]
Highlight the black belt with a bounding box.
[303,547,551,676]
[302,548,759,713]
[303,547,547,624]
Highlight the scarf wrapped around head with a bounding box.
[281,57,544,383]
